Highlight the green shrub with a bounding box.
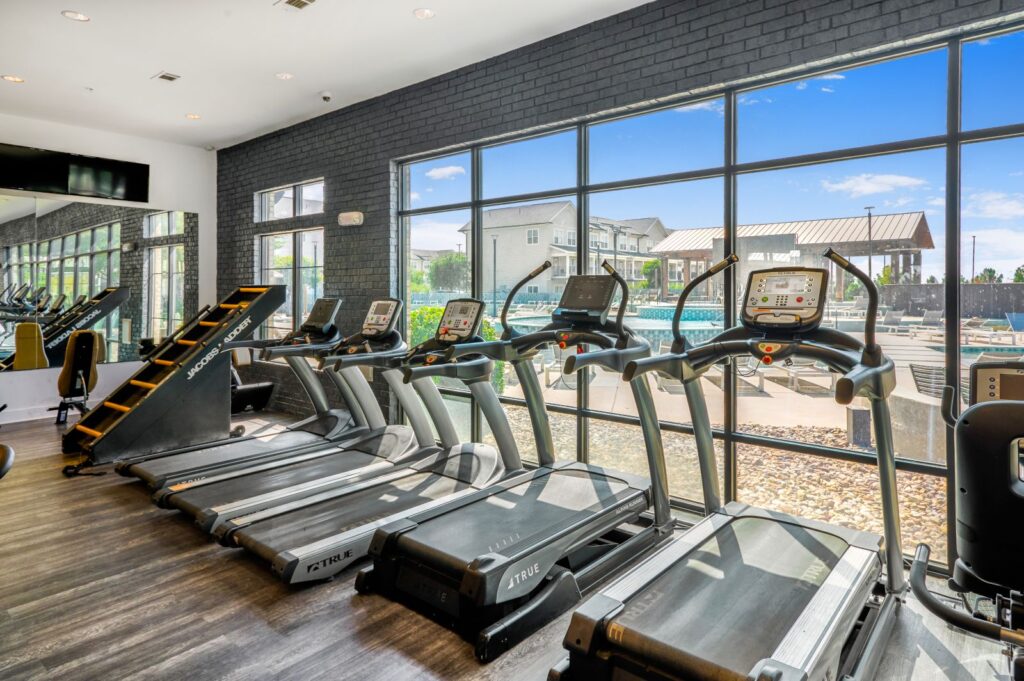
[408,305,504,394]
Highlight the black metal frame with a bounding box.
[397,18,1024,573]
[256,226,325,337]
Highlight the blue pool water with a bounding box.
[506,315,723,347]
[637,304,723,323]
[931,345,1024,356]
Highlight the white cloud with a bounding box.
[1010,171,1023,177]
[411,219,468,251]
[409,192,421,202]
[820,86,835,93]
[739,96,760,106]
[821,173,927,198]
[676,99,724,116]
[817,73,846,80]
[795,81,808,90]
[927,197,945,207]
[884,196,914,208]
[963,191,1024,220]
[425,165,466,181]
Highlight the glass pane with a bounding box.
[481,404,577,466]
[62,258,75,297]
[172,245,185,328]
[589,99,724,184]
[110,223,121,247]
[93,226,108,250]
[262,187,295,221]
[736,149,946,460]
[960,137,1024,381]
[75,255,89,297]
[586,178,725,421]
[478,197,577,404]
[738,49,947,162]
[404,151,471,210]
[171,211,185,235]
[405,209,472,346]
[76,230,91,254]
[92,253,108,294]
[736,443,948,563]
[37,241,48,260]
[147,212,168,238]
[299,181,325,215]
[109,251,120,286]
[49,238,61,257]
[482,130,576,199]
[962,29,1024,131]
[62,235,76,256]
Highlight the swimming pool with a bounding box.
[637,304,723,323]
[504,315,723,348]
[930,345,1024,356]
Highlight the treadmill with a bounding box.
[354,262,674,662]
[550,250,907,681]
[152,299,451,533]
[212,297,523,584]
[116,298,364,489]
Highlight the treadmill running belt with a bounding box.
[169,449,382,517]
[235,471,468,563]
[129,430,327,486]
[606,517,848,680]
[393,468,636,578]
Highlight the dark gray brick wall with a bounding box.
[2,204,199,360]
[220,0,1021,415]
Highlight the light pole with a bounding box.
[971,234,976,283]
[864,206,875,281]
[491,234,498,317]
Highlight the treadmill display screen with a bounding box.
[558,276,617,312]
[1002,373,1024,400]
[762,275,807,295]
[362,300,398,334]
[302,298,340,330]
[438,300,483,340]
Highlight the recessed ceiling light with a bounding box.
[275,72,295,80]
[413,8,435,20]
[61,10,90,22]
[1,75,25,84]
[186,113,201,120]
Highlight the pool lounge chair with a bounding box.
[908,309,943,338]
[961,317,1015,345]
[1006,312,1024,345]
[779,357,838,393]
[876,309,906,334]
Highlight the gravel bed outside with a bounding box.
[488,407,948,563]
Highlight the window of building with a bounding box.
[255,179,325,222]
[143,244,184,342]
[257,227,325,339]
[526,285,539,294]
[144,211,185,238]
[526,229,539,245]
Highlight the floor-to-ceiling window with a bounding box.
[398,24,1024,569]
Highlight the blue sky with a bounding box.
[407,29,1024,282]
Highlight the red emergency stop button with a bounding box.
[762,356,773,365]
[796,296,804,303]
[558,341,567,349]
[440,327,449,334]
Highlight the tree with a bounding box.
[844,278,864,301]
[1013,266,1024,283]
[641,260,661,289]
[974,267,1003,284]
[428,252,470,292]
[926,275,939,284]
[874,265,893,287]
[408,269,429,294]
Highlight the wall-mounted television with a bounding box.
[0,143,149,202]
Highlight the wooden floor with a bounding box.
[0,415,1011,680]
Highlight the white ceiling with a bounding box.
[0,0,651,149]
[0,196,71,225]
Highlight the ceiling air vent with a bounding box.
[277,0,316,9]
[151,71,181,82]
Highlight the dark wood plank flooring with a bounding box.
[0,414,1010,680]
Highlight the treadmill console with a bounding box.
[362,299,401,338]
[742,268,828,333]
[553,275,617,326]
[970,361,1024,404]
[437,299,484,344]
[298,298,342,336]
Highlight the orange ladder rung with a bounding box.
[176,339,197,346]
[238,287,268,293]
[75,424,104,438]
[198,320,219,327]
[153,359,174,366]
[130,379,158,390]
[219,303,241,309]
[103,401,131,413]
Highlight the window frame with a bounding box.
[254,178,325,223]
[256,226,326,340]
[395,21,1024,572]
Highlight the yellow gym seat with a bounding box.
[13,322,48,371]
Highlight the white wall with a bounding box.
[0,361,142,425]
[0,111,217,305]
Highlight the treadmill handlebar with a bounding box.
[672,253,738,353]
[320,343,409,370]
[257,334,344,360]
[823,248,879,356]
[601,260,629,348]
[940,385,958,429]
[565,339,650,376]
[445,339,514,362]
[400,352,493,383]
[501,261,552,340]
